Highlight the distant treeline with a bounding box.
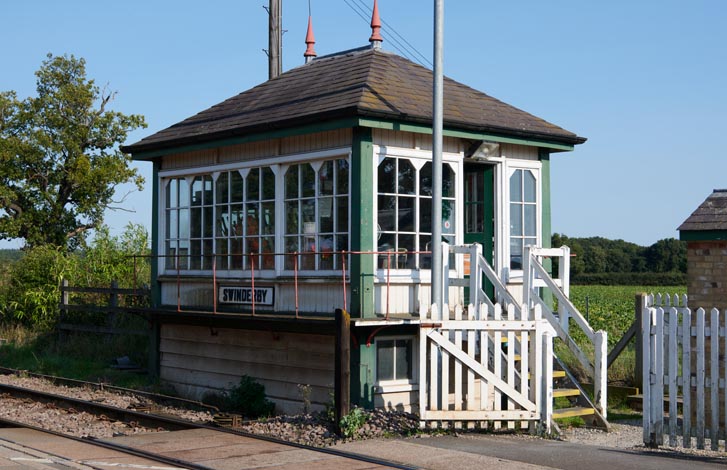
[0,249,22,264]
[552,234,686,285]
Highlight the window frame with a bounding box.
[157,149,351,277]
[374,335,418,393]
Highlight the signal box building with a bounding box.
[123,30,585,414]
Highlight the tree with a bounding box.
[0,54,146,249]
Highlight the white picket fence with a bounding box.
[418,302,555,432]
[641,294,727,450]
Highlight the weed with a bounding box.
[339,407,367,438]
[297,384,311,414]
[226,375,275,419]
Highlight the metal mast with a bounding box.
[268,0,282,79]
[431,0,444,315]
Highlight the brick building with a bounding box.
[678,189,727,310]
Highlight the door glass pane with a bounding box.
[510,170,522,202]
[510,238,522,270]
[510,203,522,236]
[524,170,536,202]
[524,204,536,237]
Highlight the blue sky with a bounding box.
[1,0,725,248]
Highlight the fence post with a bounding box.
[334,308,351,428]
[642,305,654,447]
[594,330,608,418]
[634,293,647,390]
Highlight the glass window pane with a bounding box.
[525,237,537,249]
[336,159,349,195]
[231,171,244,202]
[524,204,536,237]
[262,167,276,200]
[398,234,414,269]
[261,237,275,270]
[320,160,334,196]
[378,158,396,194]
[230,204,244,236]
[301,164,315,198]
[398,160,415,195]
[191,177,203,206]
[510,203,522,236]
[336,196,348,232]
[319,196,334,232]
[442,164,455,198]
[524,170,536,202]
[167,180,178,208]
[216,172,229,204]
[261,202,275,235]
[378,233,396,269]
[419,162,432,196]
[398,196,415,232]
[216,205,229,237]
[420,198,432,233]
[203,206,213,238]
[378,195,396,231]
[179,209,189,238]
[377,340,394,381]
[192,207,202,238]
[216,238,228,270]
[318,235,334,270]
[167,210,178,239]
[179,178,190,207]
[247,168,260,201]
[396,340,413,380]
[165,241,177,269]
[419,235,432,269]
[203,176,213,205]
[302,199,315,224]
[246,203,259,236]
[284,236,299,270]
[285,201,299,234]
[285,166,298,199]
[442,200,455,234]
[510,170,522,203]
[190,240,201,270]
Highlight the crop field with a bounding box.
[569,285,686,345]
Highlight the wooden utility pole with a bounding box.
[334,308,351,426]
[268,0,282,79]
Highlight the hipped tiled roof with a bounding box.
[123,47,586,154]
[679,190,727,232]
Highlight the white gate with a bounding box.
[642,299,727,450]
[418,302,555,432]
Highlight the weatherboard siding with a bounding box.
[501,143,538,161]
[159,324,335,415]
[373,128,461,153]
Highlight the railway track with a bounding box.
[0,376,416,469]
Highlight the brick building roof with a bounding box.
[123,47,586,154]
[679,189,727,232]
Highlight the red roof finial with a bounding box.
[304,15,317,63]
[369,0,383,48]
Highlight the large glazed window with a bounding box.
[377,157,455,269]
[509,168,537,270]
[284,159,349,271]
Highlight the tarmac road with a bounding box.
[334,434,727,469]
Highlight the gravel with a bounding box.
[1,373,726,460]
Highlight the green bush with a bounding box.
[571,272,686,286]
[226,375,275,419]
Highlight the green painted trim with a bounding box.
[131,118,360,160]
[151,161,161,307]
[680,230,727,241]
[540,150,552,253]
[350,127,376,318]
[352,331,376,409]
[357,118,575,152]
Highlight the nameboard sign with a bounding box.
[218,286,275,306]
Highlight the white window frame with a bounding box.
[372,146,463,282]
[157,148,351,278]
[373,335,418,393]
[503,160,541,283]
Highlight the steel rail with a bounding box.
[0,381,418,470]
[0,416,215,470]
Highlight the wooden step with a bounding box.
[553,388,580,398]
[553,406,596,419]
[553,370,566,378]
